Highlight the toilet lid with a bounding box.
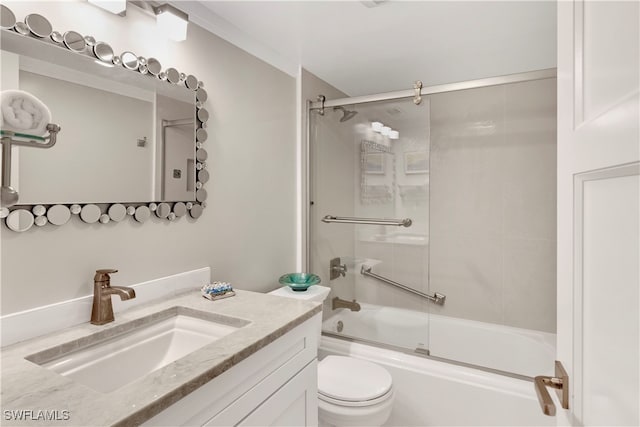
[318,356,392,402]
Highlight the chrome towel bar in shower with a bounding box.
[322,215,412,227]
[361,265,446,305]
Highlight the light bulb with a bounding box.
[389,130,399,139]
[381,126,391,136]
[371,121,383,132]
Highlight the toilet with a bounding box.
[269,285,395,427]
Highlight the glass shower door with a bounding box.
[309,97,432,353]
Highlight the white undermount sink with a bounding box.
[27,307,249,393]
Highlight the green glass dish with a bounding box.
[278,272,321,292]
[0,130,45,141]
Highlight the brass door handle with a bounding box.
[534,361,569,416]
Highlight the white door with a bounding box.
[556,0,639,425]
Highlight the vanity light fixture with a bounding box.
[87,0,126,15]
[154,4,188,42]
[371,121,384,132]
[388,130,399,139]
[381,126,391,136]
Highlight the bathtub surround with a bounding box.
[0,1,297,314]
[429,78,557,333]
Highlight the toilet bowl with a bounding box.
[268,285,395,427]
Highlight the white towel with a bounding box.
[1,90,52,136]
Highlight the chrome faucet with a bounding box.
[332,297,361,312]
[90,269,135,325]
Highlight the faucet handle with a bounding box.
[95,269,118,282]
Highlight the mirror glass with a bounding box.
[1,31,197,204]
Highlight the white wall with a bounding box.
[0,1,296,314]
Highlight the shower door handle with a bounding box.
[534,361,569,416]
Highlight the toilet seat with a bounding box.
[318,355,393,405]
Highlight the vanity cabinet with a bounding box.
[143,314,320,427]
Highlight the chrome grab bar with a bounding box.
[322,215,412,227]
[361,265,446,304]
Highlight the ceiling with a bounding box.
[178,1,556,97]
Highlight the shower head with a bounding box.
[333,106,358,122]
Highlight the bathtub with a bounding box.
[319,336,555,426]
[322,302,556,378]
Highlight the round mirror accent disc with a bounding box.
[32,205,46,216]
[196,149,208,162]
[80,204,101,223]
[186,202,193,209]
[197,108,209,123]
[84,35,96,46]
[47,205,71,225]
[70,204,82,215]
[196,128,208,142]
[1,5,16,30]
[134,206,151,223]
[159,71,167,81]
[14,22,29,35]
[63,31,86,52]
[201,201,207,208]
[196,88,208,103]
[167,212,176,221]
[34,215,48,227]
[99,214,110,224]
[196,162,203,171]
[126,206,135,215]
[147,58,161,76]
[185,75,198,90]
[156,202,171,218]
[25,14,52,38]
[108,204,127,222]
[179,72,186,81]
[50,31,63,43]
[196,181,203,190]
[198,169,210,184]
[149,202,158,211]
[6,209,34,232]
[93,42,114,63]
[189,204,203,219]
[121,51,139,70]
[0,207,9,219]
[138,64,148,74]
[138,56,147,65]
[166,68,180,84]
[196,189,208,202]
[173,202,187,217]
[112,55,121,66]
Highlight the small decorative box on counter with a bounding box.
[201,282,235,301]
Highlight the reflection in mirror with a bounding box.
[1,5,16,29]
[189,204,203,218]
[1,31,196,204]
[156,202,171,218]
[121,51,138,70]
[134,206,151,223]
[147,58,161,76]
[47,204,71,225]
[108,204,126,222]
[25,14,52,38]
[80,204,101,223]
[6,209,34,232]
[50,31,63,44]
[196,88,207,103]
[14,22,29,35]
[93,42,113,62]
[62,30,85,52]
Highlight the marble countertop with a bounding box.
[1,289,321,426]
